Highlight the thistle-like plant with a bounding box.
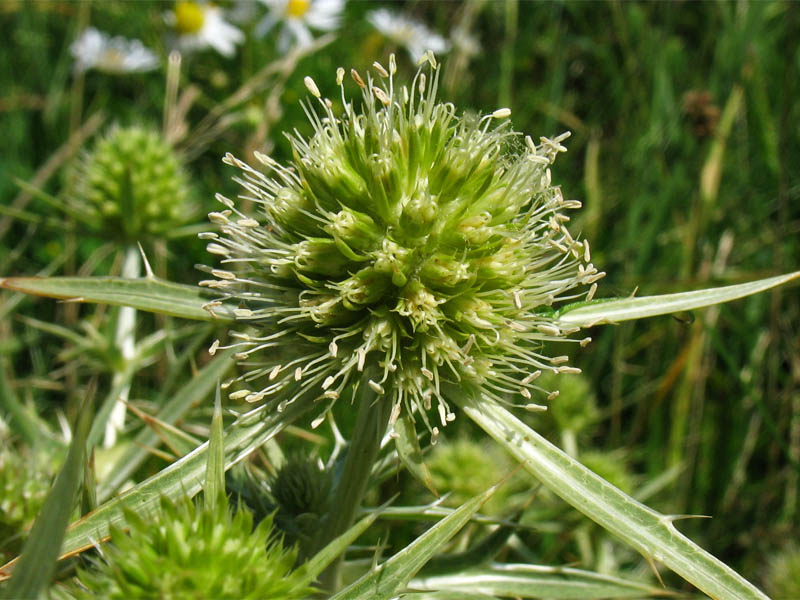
[68,496,312,599]
[203,53,601,439]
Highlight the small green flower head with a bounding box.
[77,125,193,241]
[204,54,602,437]
[72,497,312,599]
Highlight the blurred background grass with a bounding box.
[1,0,799,591]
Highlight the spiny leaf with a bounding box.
[410,564,676,598]
[556,271,800,327]
[332,482,503,600]
[0,276,237,322]
[457,395,769,600]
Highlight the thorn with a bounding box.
[644,555,665,588]
[137,242,155,279]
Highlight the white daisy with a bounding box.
[257,0,344,52]
[70,27,159,74]
[166,1,244,58]
[368,8,449,63]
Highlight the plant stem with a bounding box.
[318,372,392,593]
[103,244,139,448]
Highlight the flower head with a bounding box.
[368,9,449,63]
[76,125,194,241]
[70,27,159,74]
[167,1,244,57]
[257,0,344,51]
[204,55,602,438]
[71,497,312,599]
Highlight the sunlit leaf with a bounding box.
[555,271,800,327]
[0,276,237,322]
[410,564,675,598]
[332,482,502,600]
[456,395,769,600]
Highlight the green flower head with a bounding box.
[77,125,193,241]
[71,497,312,599]
[203,54,602,438]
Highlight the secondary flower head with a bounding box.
[256,0,344,51]
[203,54,602,437]
[70,27,159,74]
[167,1,244,57]
[76,125,193,241]
[368,9,449,63]
[71,497,312,599]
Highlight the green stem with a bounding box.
[318,372,392,593]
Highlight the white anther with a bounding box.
[580,337,592,347]
[323,390,339,400]
[229,390,250,400]
[421,368,434,381]
[211,269,236,280]
[206,243,229,255]
[512,290,522,310]
[322,376,335,390]
[368,380,385,394]
[372,61,389,77]
[372,86,390,106]
[520,388,532,400]
[492,107,511,119]
[234,308,253,318]
[329,340,338,357]
[586,282,597,302]
[238,218,259,228]
[245,393,265,403]
[269,365,281,380]
[547,390,560,401]
[525,403,548,412]
[294,367,302,381]
[539,324,561,337]
[336,67,345,86]
[304,76,321,98]
[234,352,249,360]
[558,366,582,374]
[209,340,220,355]
[208,211,229,224]
[522,370,542,384]
[551,355,570,365]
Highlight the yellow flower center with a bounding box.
[287,0,311,18]
[174,1,205,35]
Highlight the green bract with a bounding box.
[77,125,192,240]
[70,497,312,599]
[203,54,602,437]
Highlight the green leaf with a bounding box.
[97,350,235,501]
[555,271,800,327]
[0,398,312,579]
[394,413,437,495]
[332,483,502,600]
[1,397,92,599]
[0,276,237,322]
[456,395,769,600]
[298,510,383,587]
[410,564,675,598]
[204,384,225,510]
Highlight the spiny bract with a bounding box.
[202,54,602,437]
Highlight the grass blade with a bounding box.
[1,397,91,598]
[555,271,800,327]
[0,276,237,322]
[456,395,769,599]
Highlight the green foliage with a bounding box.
[764,544,800,600]
[70,497,312,599]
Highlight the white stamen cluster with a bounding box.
[202,53,603,435]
